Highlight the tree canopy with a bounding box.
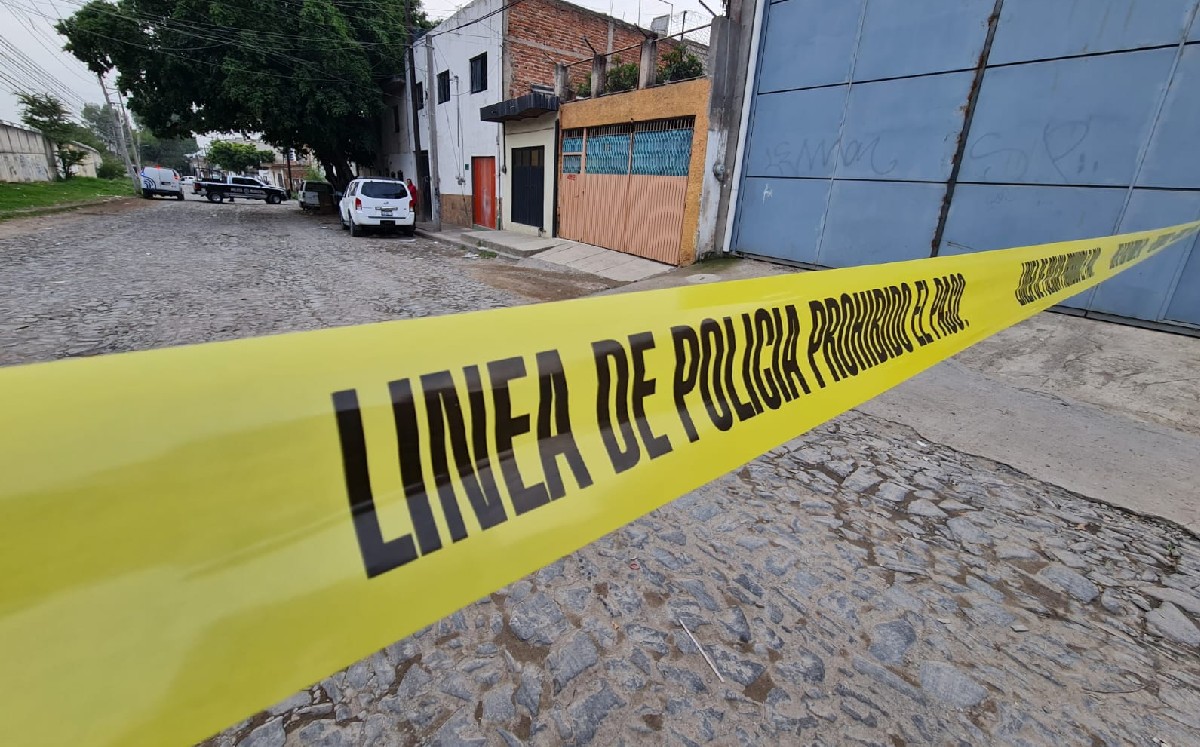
[18,92,101,178]
[57,0,431,187]
[206,140,276,173]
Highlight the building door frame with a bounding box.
[471,156,497,229]
[510,145,545,230]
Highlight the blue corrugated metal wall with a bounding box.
[733,0,1200,329]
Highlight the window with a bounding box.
[469,53,487,93]
[437,71,450,104]
[233,176,258,186]
[561,128,583,174]
[360,181,409,199]
[392,105,400,133]
[415,82,424,110]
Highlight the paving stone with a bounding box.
[776,648,826,685]
[482,686,516,723]
[660,665,708,693]
[907,499,947,518]
[711,647,767,686]
[876,482,911,503]
[1141,586,1200,616]
[1146,602,1200,646]
[438,673,473,701]
[919,662,989,708]
[515,669,543,717]
[996,543,1042,561]
[549,633,599,694]
[947,517,992,546]
[240,720,284,747]
[266,691,310,716]
[291,721,363,747]
[1037,564,1100,603]
[568,681,626,744]
[509,592,569,646]
[430,708,486,746]
[869,620,917,664]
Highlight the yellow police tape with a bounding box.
[1,221,1196,746]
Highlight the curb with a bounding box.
[414,228,528,262]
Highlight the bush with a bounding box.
[605,57,638,93]
[97,155,126,180]
[575,75,591,98]
[658,45,704,83]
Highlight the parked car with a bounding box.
[196,175,288,204]
[338,178,415,236]
[298,180,334,212]
[180,176,196,188]
[140,167,184,200]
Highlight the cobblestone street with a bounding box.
[2,200,1198,746]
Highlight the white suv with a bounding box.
[339,178,415,237]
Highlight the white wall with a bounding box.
[408,0,505,219]
[502,113,556,236]
[0,121,53,182]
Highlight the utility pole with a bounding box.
[97,73,139,193]
[424,38,442,231]
[404,0,425,219]
[286,147,294,196]
[114,91,142,175]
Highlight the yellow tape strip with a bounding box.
[1,222,1196,746]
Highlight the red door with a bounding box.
[472,156,497,229]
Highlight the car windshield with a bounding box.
[359,181,407,199]
[309,183,331,193]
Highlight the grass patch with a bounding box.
[0,178,134,217]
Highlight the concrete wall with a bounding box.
[732,0,1200,329]
[378,90,418,182]
[0,121,54,182]
[561,77,710,264]
[502,113,556,235]
[70,146,101,179]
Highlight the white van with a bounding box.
[140,167,184,200]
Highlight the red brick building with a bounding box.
[386,0,694,232]
[505,0,682,98]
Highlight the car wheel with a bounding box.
[142,189,152,199]
[267,194,281,205]
[403,225,415,237]
[349,217,362,237]
[340,210,348,230]
[206,192,221,203]
[176,192,184,201]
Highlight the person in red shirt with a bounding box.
[406,178,420,215]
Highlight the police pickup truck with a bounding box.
[196,175,288,204]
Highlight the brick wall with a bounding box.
[506,0,680,99]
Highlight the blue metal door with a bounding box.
[732,0,1200,331]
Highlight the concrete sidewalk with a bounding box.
[415,223,672,282]
[609,257,1200,534]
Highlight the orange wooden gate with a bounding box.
[472,156,497,229]
[557,119,694,265]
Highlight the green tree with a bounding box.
[605,57,638,93]
[658,45,704,83]
[57,0,432,188]
[139,129,200,172]
[17,92,95,178]
[206,140,276,173]
[81,103,121,153]
[17,92,73,142]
